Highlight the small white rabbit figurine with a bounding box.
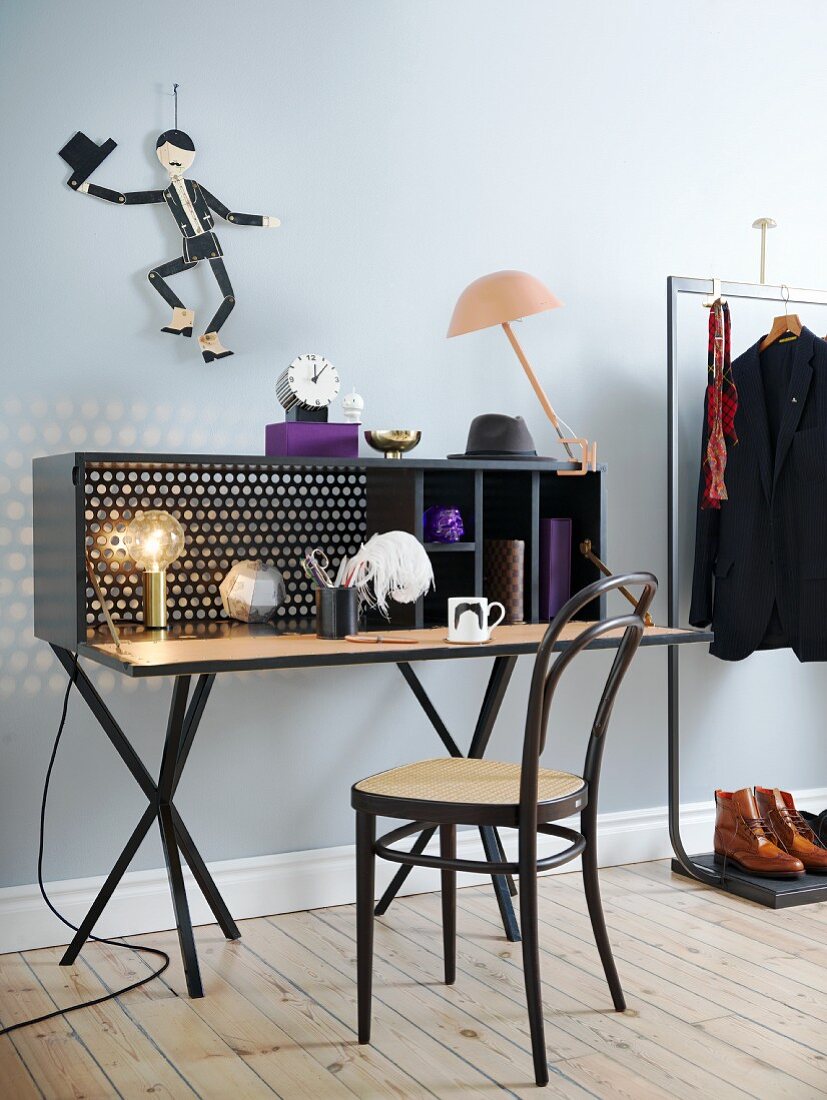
[342,389,365,424]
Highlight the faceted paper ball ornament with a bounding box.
[219,561,286,623]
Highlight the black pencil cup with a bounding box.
[316,587,358,639]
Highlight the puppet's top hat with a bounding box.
[58,131,117,189]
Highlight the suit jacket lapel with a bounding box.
[734,340,773,502]
[773,328,815,484]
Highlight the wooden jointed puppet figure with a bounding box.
[65,130,279,362]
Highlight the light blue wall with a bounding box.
[2,0,827,888]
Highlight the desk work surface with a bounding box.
[80,622,713,677]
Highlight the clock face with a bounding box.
[281,354,340,409]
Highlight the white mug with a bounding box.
[447,597,506,643]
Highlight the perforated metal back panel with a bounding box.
[84,461,366,630]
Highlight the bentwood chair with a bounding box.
[351,573,657,1087]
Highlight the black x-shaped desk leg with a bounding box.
[374,656,521,942]
[51,647,239,998]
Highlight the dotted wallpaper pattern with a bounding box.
[0,395,367,698]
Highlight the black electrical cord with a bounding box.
[0,655,171,1038]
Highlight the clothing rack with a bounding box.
[667,275,827,908]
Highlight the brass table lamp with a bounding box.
[124,510,185,629]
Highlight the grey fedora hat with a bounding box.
[447,413,542,460]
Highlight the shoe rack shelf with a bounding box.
[365,460,606,629]
[672,854,827,909]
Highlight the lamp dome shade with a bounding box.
[447,270,562,337]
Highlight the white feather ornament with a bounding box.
[336,531,434,617]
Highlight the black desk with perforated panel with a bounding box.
[32,452,711,996]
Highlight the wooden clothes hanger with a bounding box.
[760,284,802,351]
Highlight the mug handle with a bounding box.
[487,602,506,632]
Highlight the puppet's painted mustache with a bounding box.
[169,160,182,167]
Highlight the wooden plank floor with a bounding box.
[2,859,827,1098]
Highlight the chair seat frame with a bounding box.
[373,819,587,875]
[351,781,588,827]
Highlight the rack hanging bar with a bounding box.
[667,274,827,901]
[670,275,827,305]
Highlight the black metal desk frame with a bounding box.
[667,275,827,908]
[51,643,522,998]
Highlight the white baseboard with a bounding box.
[2,788,825,955]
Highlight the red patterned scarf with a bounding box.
[702,300,737,509]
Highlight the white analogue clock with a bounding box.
[276,354,340,411]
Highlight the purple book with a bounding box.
[265,421,359,458]
[539,518,572,620]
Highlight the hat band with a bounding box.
[463,447,538,456]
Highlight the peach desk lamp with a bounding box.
[447,270,596,474]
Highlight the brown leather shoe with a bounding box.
[754,787,827,874]
[714,788,804,878]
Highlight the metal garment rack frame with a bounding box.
[667,275,827,908]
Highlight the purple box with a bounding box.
[539,518,572,620]
[265,421,359,458]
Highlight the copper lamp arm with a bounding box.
[501,321,576,459]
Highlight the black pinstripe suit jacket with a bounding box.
[690,327,827,661]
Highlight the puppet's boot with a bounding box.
[199,331,234,363]
[161,307,194,337]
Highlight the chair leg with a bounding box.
[519,830,548,1087]
[356,812,376,1043]
[440,824,456,985]
[581,813,625,1011]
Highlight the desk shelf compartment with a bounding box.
[32,453,607,649]
[481,469,538,623]
[364,466,482,629]
[537,470,606,622]
[422,467,478,548]
[365,465,606,630]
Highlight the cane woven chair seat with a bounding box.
[354,757,585,807]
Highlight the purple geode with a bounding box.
[423,505,465,543]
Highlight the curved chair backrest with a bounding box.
[519,572,658,819]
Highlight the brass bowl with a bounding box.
[364,429,422,459]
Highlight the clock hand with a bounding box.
[314,364,329,382]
